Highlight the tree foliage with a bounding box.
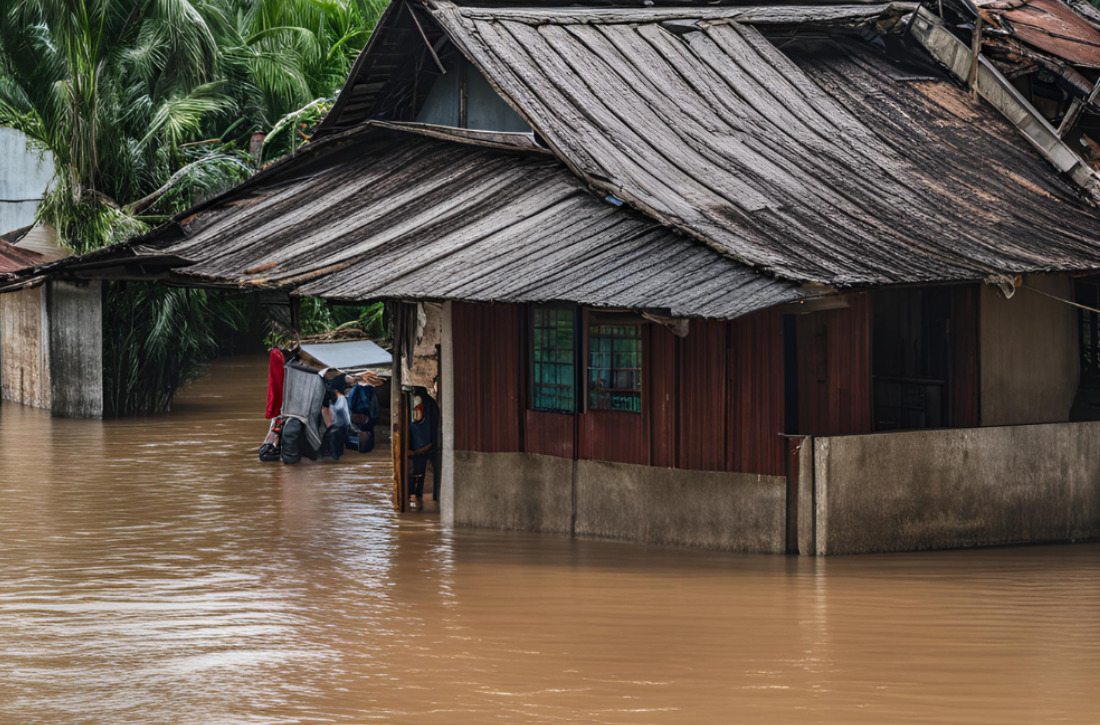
[0,0,388,414]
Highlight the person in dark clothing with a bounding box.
[321,374,352,461]
[346,375,381,453]
[407,387,439,511]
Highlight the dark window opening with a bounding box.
[872,288,952,431]
[530,306,577,413]
[587,322,642,412]
[1077,280,1100,388]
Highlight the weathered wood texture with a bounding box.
[452,301,788,476]
[133,132,804,320]
[432,6,1100,284]
[0,285,49,410]
[795,293,873,437]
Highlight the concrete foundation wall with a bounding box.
[453,451,574,534]
[47,281,102,418]
[981,274,1078,426]
[452,451,787,552]
[575,459,786,553]
[0,285,49,409]
[812,422,1100,555]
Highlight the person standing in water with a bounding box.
[324,375,352,461]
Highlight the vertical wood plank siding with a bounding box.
[678,320,729,472]
[648,325,678,468]
[729,309,787,475]
[796,293,874,436]
[452,302,789,476]
[525,410,576,458]
[452,302,523,453]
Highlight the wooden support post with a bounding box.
[408,1,446,75]
[970,16,984,101]
[1058,78,1100,138]
[391,302,408,513]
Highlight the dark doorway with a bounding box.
[871,286,979,431]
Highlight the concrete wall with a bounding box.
[452,450,788,552]
[0,128,53,233]
[981,274,1078,426]
[575,459,786,553]
[810,422,1100,555]
[440,302,456,527]
[0,285,49,409]
[47,281,102,418]
[453,451,575,534]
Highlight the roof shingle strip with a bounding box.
[152,133,807,318]
[433,3,1100,285]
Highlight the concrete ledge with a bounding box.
[815,422,1100,554]
[453,450,573,534]
[576,459,786,553]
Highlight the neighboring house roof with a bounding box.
[11,223,68,262]
[430,2,1100,285]
[0,234,46,275]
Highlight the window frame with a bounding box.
[528,304,581,415]
[585,313,645,414]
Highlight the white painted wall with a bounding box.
[0,128,53,234]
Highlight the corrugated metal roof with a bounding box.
[991,0,1100,68]
[315,2,916,136]
[0,237,44,275]
[299,340,393,369]
[431,3,1100,285]
[127,129,808,319]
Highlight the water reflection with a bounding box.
[1,357,1099,724]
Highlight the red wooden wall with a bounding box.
[450,290,978,476]
[451,302,523,453]
[451,302,792,476]
[795,293,874,437]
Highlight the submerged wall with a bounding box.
[452,451,788,553]
[0,285,49,409]
[809,422,1100,555]
[0,281,102,418]
[47,281,103,418]
[980,274,1078,426]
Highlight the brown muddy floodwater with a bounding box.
[1,357,1100,724]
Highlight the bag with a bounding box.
[281,417,304,464]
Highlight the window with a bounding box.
[871,287,951,430]
[587,322,642,412]
[531,307,577,413]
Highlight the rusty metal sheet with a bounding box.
[0,238,45,275]
[993,0,1100,67]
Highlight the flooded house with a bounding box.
[0,130,103,418]
[11,0,1100,553]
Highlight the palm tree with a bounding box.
[0,0,388,414]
